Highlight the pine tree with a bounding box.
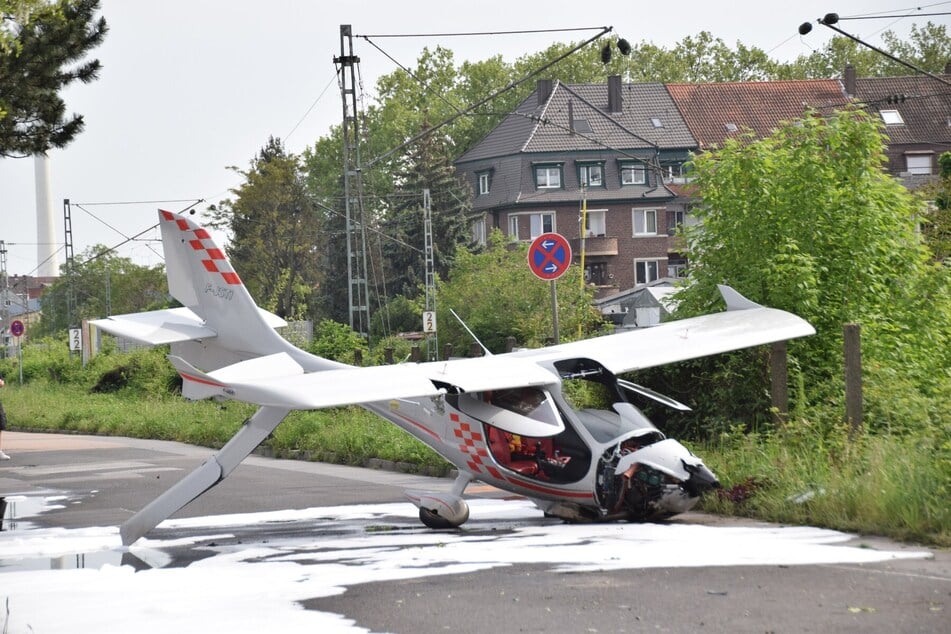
[381,119,473,301]
[0,0,107,157]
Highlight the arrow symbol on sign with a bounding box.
[542,240,555,250]
[544,263,559,273]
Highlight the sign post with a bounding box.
[527,233,572,345]
[10,319,24,384]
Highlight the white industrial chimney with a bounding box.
[34,153,59,277]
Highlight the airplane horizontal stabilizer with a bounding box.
[91,307,216,345]
[91,306,286,346]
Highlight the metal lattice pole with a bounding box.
[335,25,371,339]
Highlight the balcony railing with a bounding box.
[572,235,618,256]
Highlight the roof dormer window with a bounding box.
[880,109,904,126]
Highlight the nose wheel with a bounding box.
[419,506,467,529]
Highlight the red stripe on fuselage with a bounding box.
[501,473,594,499]
[180,372,226,388]
[390,411,441,443]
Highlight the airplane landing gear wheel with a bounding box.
[419,506,467,529]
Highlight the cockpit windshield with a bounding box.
[575,402,663,444]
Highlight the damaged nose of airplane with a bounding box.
[681,460,720,497]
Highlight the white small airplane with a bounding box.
[93,210,815,545]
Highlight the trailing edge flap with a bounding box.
[421,355,559,393]
[91,306,286,346]
[170,355,444,409]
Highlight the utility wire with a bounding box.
[361,26,613,169]
[816,17,951,88]
[357,26,609,38]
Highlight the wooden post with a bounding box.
[383,347,393,364]
[769,340,789,424]
[844,323,863,439]
[506,336,517,352]
[443,343,453,360]
[354,349,363,366]
[410,345,421,362]
[470,341,483,357]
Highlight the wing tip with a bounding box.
[718,285,762,311]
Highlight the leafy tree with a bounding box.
[38,248,167,335]
[880,22,951,75]
[921,152,951,263]
[675,109,950,404]
[210,137,322,321]
[308,319,366,364]
[437,230,603,354]
[370,294,421,340]
[779,21,951,79]
[0,0,107,157]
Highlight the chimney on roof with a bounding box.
[844,64,856,98]
[568,99,574,135]
[537,79,553,106]
[607,75,622,113]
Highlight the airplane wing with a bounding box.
[513,285,815,375]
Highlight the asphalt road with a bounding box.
[1,431,948,633]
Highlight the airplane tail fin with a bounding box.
[158,210,291,356]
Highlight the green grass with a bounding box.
[697,420,950,547]
[2,379,450,473]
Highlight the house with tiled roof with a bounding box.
[665,79,849,149]
[456,76,697,294]
[455,68,951,297]
[845,64,951,187]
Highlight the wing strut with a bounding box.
[120,405,291,545]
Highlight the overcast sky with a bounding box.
[0,0,937,275]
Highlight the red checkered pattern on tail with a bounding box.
[160,210,242,286]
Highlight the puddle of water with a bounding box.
[0,493,126,571]
[0,495,67,532]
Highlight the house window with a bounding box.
[906,154,933,175]
[881,110,904,126]
[471,217,486,245]
[667,209,685,235]
[530,212,555,238]
[535,165,562,189]
[578,163,603,187]
[620,163,646,185]
[573,119,593,134]
[584,209,607,237]
[477,172,491,195]
[667,257,687,278]
[633,208,658,236]
[584,261,608,286]
[635,259,662,285]
[509,212,555,240]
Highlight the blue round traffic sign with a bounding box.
[528,232,572,281]
[10,319,24,337]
